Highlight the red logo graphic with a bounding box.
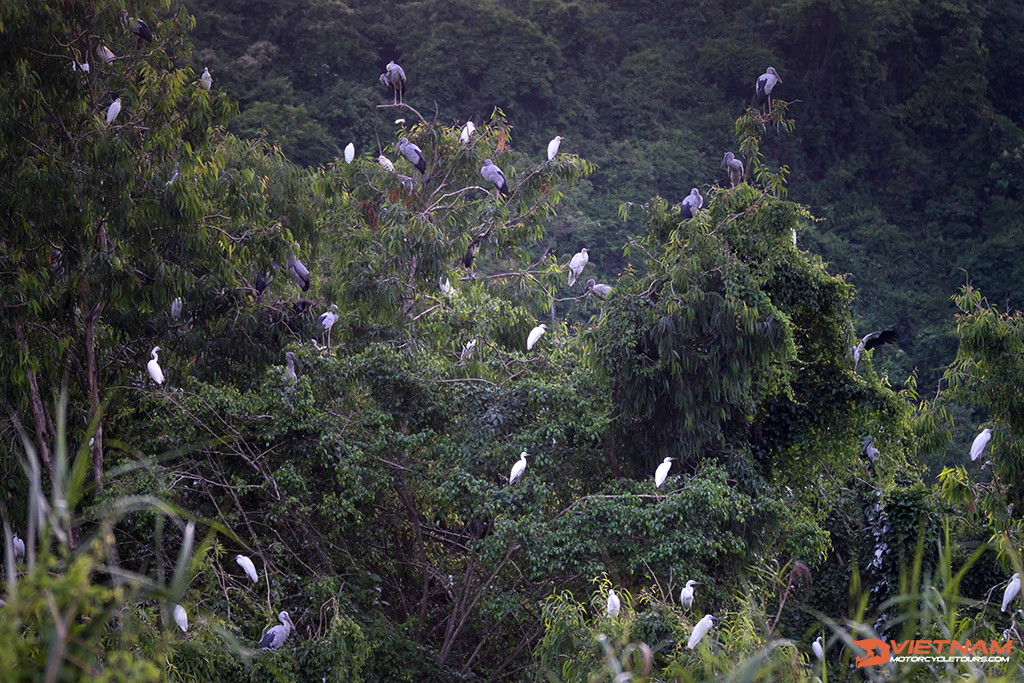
[853,638,891,668]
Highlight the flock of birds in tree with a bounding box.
[59,25,1010,660]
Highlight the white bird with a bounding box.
[96,45,116,64]
[344,142,355,164]
[526,324,547,351]
[73,60,90,73]
[680,188,703,218]
[567,248,589,287]
[398,136,426,174]
[173,604,188,633]
[147,346,164,385]
[259,611,295,650]
[171,296,182,321]
[439,277,453,295]
[480,158,509,197]
[200,67,212,90]
[379,60,406,104]
[547,135,564,161]
[1002,573,1020,612]
[971,428,993,462]
[722,152,743,187]
[755,66,782,111]
[679,579,701,611]
[460,121,476,144]
[284,351,297,380]
[106,97,122,125]
[12,534,25,562]
[606,589,621,617]
[460,339,476,364]
[509,451,529,484]
[318,306,339,349]
[853,330,898,369]
[654,457,675,488]
[687,614,717,649]
[812,635,824,661]
[378,155,395,172]
[586,279,612,300]
[235,554,258,583]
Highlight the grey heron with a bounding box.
[654,457,674,487]
[971,428,993,461]
[526,324,547,351]
[722,152,743,187]
[147,347,164,385]
[285,352,297,380]
[379,61,406,104]
[398,137,426,174]
[235,554,258,583]
[755,66,782,111]
[586,279,612,300]
[480,159,509,197]
[509,451,529,484]
[547,136,564,161]
[687,614,717,649]
[567,248,589,287]
[259,611,294,650]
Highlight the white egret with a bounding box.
[755,66,782,111]
[258,611,295,650]
[200,67,212,90]
[379,60,406,104]
[378,155,395,172]
[96,45,116,64]
[12,534,25,562]
[318,306,339,349]
[526,324,547,351]
[284,351,297,380]
[687,614,717,649]
[586,279,612,300]
[853,330,898,369]
[722,152,743,187]
[971,428,993,462]
[344,142,355,164]
[812,635,824,661]
[480,159,509,197]
[567,248,589,287]
[106,97,122,125]
[287,248,310,293]
[173,604,188,633]
[439,277,453,295]
[1002,573,1020,612]
[509,451,529,485]
[398,136,426,174]
[654,457,674,488]
[235,554,259,583]
[147,347,164,385]
[679,579,701,611]
[547,135,564,161]
[171,297,182,321]
[460,339,476,364]
[606,589,621,617]
[460,121,476,143]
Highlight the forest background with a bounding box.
[2,0,1024,680]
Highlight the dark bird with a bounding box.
[398,137,426,174]
[680,187,703,218]
[258,611,295,651]
[853,330,898,368]
[463,243,477,269]
[722,153,743,187]
[121,10,153,42]
[862,436,880,463]
[755,66,781,110]
[379,61,406,104]
[481,159,509,197]
[287,247,310,294]
[255,269,273,297]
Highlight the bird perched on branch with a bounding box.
[755,66,782,111]
[722,152,743,187]
[971,428,993,461]
[460,121,476,144]
[105,97,122,125]
[235,554,258,582]
[344,142,355,164]
[654,457,674,487]
[1002,573,1020,612]
[398,137,426,174]
[606,589,621,617]
[172,605,188,633]
[481,159,509,198]
[547,136,564,161]
[586,279,612,300]
[96,45,116,64]
[567,248,589,287]
[509,451,529,484]
[687,614,717,649]
[284,352,297,380]
[200,67,212,90]
[121,10,153,42]
[680,188,703,218]
[527,324,547,351]
[259,611,295,651]
[379,61,406,104]
[679,580,702,612]
[287,248,310,294]
[318,306,339,349]
[147,347,164,385]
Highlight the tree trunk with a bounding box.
[83,299,105,492]
[12,320,54,479]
